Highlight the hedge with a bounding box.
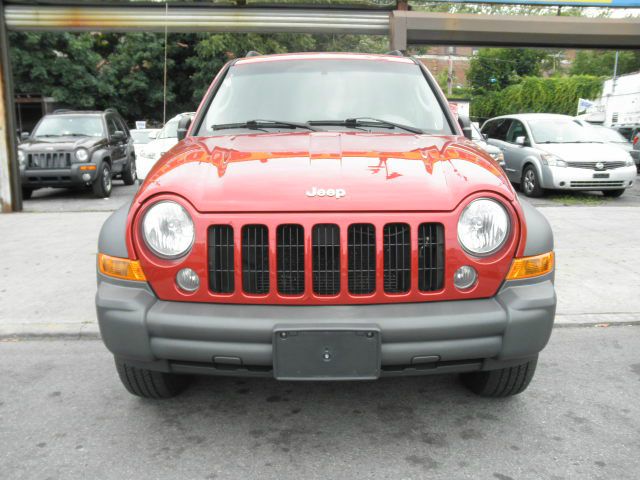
[470,75,603,121]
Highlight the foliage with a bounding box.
[467,48,550,93]
[571,50,640,77]
[470,75,602,121]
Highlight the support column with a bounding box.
[389,10,407,52]
[0,0,21,212]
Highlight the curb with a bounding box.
[2,313,640,340]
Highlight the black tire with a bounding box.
[460,356,538,398]
[21,188,34,200]
[115,358,189,399]
[92,162,113,198]
[602,189,625,198]
[122,157,137,185]
[521,165,544,198]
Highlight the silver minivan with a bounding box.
[481,113,636,197]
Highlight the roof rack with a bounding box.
[105,108,118,113]
[386,50,404,56]
[245,51,261,57]
[53,109,71,113]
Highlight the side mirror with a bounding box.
[20,131,30,140]
[177,116,192,141]
[483,133,489,141]
[515,136,527,146]
[112,131,126,141]
[457,115,473,140]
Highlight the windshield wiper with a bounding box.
[211,119,320,132]
[308,117,424,134]
[66,133,90,137]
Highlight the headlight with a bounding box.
[142,201,195,259]
[18,150,26,167]
[489,151,504,163]
[625,157,634,166]
[540,153,567,168]
[75,148,89,162]
[458,198,510,256]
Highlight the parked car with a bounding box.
[482,113,636,197]
[130,128,160,159]
[18,109,136,198]
[470,122,505,168]
[136,112,195,180]
[97,52,556,399]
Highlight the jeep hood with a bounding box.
[19,136,106,151]
[136,132,514,213]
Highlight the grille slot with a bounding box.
[348,224,376,294]
[312,224,340,295]
[277,224,305,295]
[208,225,234,294]
[242,225,270,294]
[418,223,445,291]
[570,181,625,188]
[383,223,411,293]
[28,152,71,169]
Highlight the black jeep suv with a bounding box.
[18,109,137,198]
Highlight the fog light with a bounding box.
[454,266,477,290]
[176,268,199,292]
[82,173,91,182]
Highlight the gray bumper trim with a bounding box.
[96,272,556,374]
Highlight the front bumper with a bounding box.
[96,272,556,378]
[21,164,98,188]
[543,165,636,190]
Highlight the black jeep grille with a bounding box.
[28,152,72,169]
[242,225,270,294]
[312,224,341,296]
[277,224,305,295]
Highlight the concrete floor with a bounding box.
[1,327,639,480]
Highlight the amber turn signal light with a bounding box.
[98,253,146,281]
[506,251,554,280]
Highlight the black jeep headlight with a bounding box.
[75,148,90,162]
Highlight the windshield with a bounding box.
[158,121,179,139]
[590,126,628,143]
[197,59,453,135]
[528,118,592,144]
[471,123,484,141]
[33,115,104,138]
[131,130,155,144]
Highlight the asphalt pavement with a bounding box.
[1,326,639,480]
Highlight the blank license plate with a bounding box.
[273,327,380,380]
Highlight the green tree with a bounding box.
[9,32,114,109]
[467,48,550,93]
[571,50,640,77]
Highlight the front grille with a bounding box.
[277,224,305,295]
[28,152,72,169]
[348,224,376,294]
[242,225,270,294]
[312,224,341,295]
[570,181,625,188]
[208,225,234,294]
[383,223,411,293]
[418,223,445,291]
[569,161,627,170]
[207,220,445,299]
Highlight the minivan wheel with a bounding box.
[521,166,544,197]
[602,189,625,198]
[460,356,538,397]
[92,163,112,198]
[115,358,189,399]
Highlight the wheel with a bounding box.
[460,356,538,397]
[521,165,544,197]
[21,188,34,200]
[602,189,625,198]
[122,157,137,185]
[115,358,189,399]
[92,162,113,198]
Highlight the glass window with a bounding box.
[197,59,453,135]
[482,119,512,141]
[106,117,119,136]
[33,115,104,138]
[506,121,527,143]
[590,126,628,143]
[528,118,591,144]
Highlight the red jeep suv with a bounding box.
[96,53,556,399]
